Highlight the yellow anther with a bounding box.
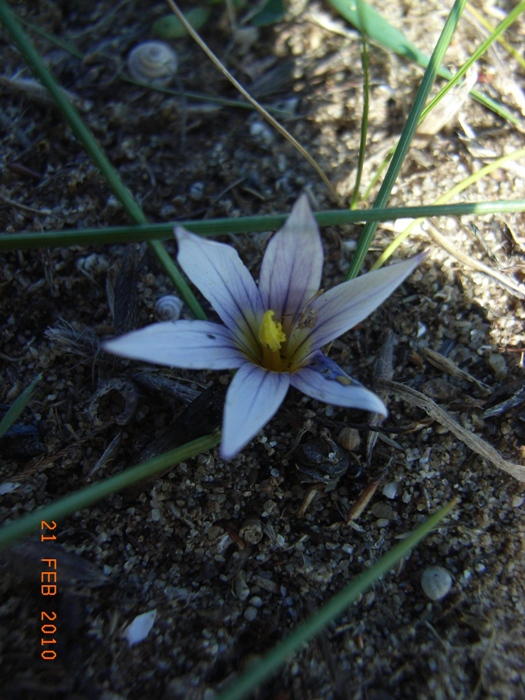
[259,310,286,352]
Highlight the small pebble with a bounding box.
[371,502,393,519]
[337,427,361,451]
[234,571,250,601]
[487,352,507,380]
[244,606,258,621]
[382,482,399,500]
[421,566,453,601]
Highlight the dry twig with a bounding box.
[379,379,525,481]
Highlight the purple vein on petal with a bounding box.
[297,254,424,356]
[291,364,387,414]
[176,228,263,353]
[103,320,245,369]
[258,194,323,328]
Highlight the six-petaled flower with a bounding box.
[104,195,423,460]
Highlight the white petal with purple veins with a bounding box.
[306,254,424,351]
[104,321,245,369]
[291,364,386,414]
[258,194,323,328]
[176,228,263,349]
[221,363,290,460]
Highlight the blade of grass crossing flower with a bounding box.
[0,0,206,320]
[0,433,220,550]
[345,0,468,280]
[0,373,42,440]
[217,497,459,700]
[327,0,518,125]
[350,0,371,209]
[372,146,525,269]
[2,200,525,252]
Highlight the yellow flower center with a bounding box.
[257,310,289,371]
[258,310,286,352]
[256,309,312,373]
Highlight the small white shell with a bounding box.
[127,41,178,86]
[155,295,183,321]
[421,566,453,601]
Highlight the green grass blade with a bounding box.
[0,433,220,550]
[0,0,206,321]
[345,0,468,280]
[217,497,459,700]
[1,199,525,251]
[467,2,525,71]
[372,146,525,268]
[420,0,525,125]
[0,373,42,440]
[327,0,519,125]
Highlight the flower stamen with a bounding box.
[259,310,286,352]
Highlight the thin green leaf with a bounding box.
[0,433,220,550]
[420,0,525,125]
[467,3,525,71]
[217,498,459,700]
[345,0,468,280]
[0,374,42,440]
[371,146,525,268]
[1,199,525,252]
[327,0,519,125]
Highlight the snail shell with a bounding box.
[154,295,183,321]
[127,41,178,86]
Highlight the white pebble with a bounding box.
[421,566,453,601]
[382,481,399,499]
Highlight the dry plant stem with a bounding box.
[421,347,492,394]
[425,220,525,300]
[379,379,525,481]
[163,0,339,203]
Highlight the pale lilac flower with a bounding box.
[104,195,423,460]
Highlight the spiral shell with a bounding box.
[154,295,183,321]
[127,41,178,86]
